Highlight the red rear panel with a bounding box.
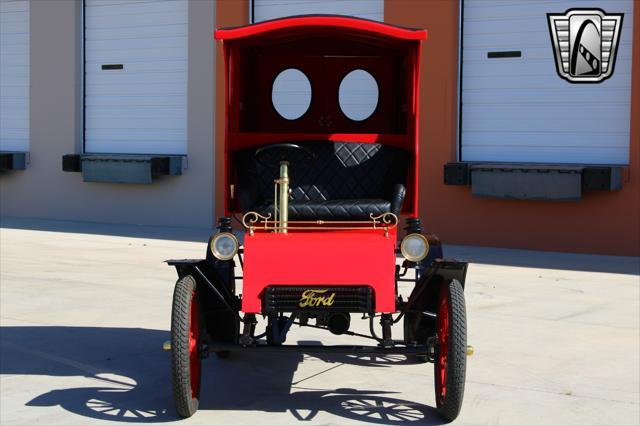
[242,229,397,313]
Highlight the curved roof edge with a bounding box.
[215,15,427,41]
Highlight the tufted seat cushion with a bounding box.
[235,142,409,220]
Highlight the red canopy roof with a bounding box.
[215,15,427,41]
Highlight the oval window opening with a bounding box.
[272,68,311,120]
[339,69,379,121]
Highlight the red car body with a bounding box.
[216,17,426,314]
[242,228,398,313]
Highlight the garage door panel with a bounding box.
[463,117,630,134]
[461,0,633,164]
[463,46,633,63]
[88,129,185,142]
[462,72,632,90]
[0,73,28,88]
[0,107,27,123]
[84,72,186,86]
[85,60,186,74]
[461,57,633,77]
[86,115,185,131]
[87,129,185,142]
[462,87,631,105]
[1,128,29,139]
[85,3,187,27]
[462,103,630,121]
[463,31,552,48]
[253,0,383,22]
[84,0,187,155]
[1,96,27,107]
[85,94,185,108]
[85,47,187,63]
[0,31,28,45]
[464,0,632,20]
[0,0,26,13]
[86,106,185,119]
[85,0,184,16]
[462,145,628,164]
[86,83,186,97]
[86,14,187,30]
[86,140,184,156]
[0,56,28,69]
[86,24,186,41]
[0,0,29,152]
[463,131,629,148]
[87,36,187,51]
[464,18,552,36]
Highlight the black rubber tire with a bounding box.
[434,279,467,422]
[171,275,201,418]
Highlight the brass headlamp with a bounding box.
[210,232,239,260]
[401,233,430,262]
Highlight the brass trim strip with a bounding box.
[242,212,398,237]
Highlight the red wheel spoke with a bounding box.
[189,292,201,398]
[436,291,450,404]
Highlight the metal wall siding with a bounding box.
[252,0,383,23]
[0,0,29,152]
[461,0,634,164]
[84,0,187,155]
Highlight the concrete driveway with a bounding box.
[1,218,638,425]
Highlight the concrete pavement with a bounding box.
[0,219,638,425]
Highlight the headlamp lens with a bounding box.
[401,233,429,262]
[211,232,238,261]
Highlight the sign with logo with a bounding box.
[547,9,623,83]
[298,289,336,308]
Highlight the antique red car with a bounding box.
[166,15,470,422]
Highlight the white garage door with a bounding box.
[0,0,29,152]
[252,0,383,23]
[84,0,187,155]
[461,0,634,165]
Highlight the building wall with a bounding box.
[214,0,248,219]
[0,0,216,229]
[216,0,639,256]
[2,0,637,255]
[385,0,639,256]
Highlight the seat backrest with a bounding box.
[235,142,409,211]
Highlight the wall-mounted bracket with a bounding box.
[0,152,29,171]
[443,162,623,200]
[62,154,185,184]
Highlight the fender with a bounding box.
[402,259,468,345]
[166,258,240,344]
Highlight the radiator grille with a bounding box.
[263,286,373,312]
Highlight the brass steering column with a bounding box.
[275,160,289,233]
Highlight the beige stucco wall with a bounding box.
[0,0,216,229]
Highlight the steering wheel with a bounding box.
[255,143,315,169]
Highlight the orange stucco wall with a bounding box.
[215,1,248,219]
[216,1,639,256]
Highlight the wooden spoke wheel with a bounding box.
[171,275,202,418]
[434,279,467,422]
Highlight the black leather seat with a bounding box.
[235,142,409,220]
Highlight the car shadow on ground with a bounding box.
[1,326,444,425]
